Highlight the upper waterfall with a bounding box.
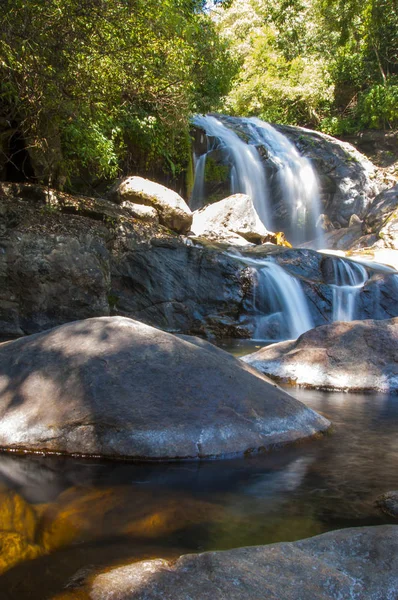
[191,114,323,247]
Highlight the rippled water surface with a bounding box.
[0,377,397,598]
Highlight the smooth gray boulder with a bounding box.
[87,525,398,599]
[108,176,192,233]
[192,193,273,244]
[243,318,398,393]
[0,317,329,459]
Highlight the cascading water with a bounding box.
[190,154,206,211]
[230,254,314,341]
[191,114,323,246]
[245,118,323,247]
[331,259,368,322]
[253,260,314,340]
[192,115,273,228]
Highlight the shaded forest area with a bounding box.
[1,0,397,194]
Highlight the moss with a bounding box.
[204,156,229,184]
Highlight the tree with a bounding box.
[214,0,333,126]
[0,0,234,188]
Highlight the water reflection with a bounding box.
[0,389,397,599]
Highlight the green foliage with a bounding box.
[0,0,235,188]
[214,0,398,131]
[358,81,398,129]
[215,0,334,127]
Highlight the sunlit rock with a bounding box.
[108,176,192,234]
[243,318,398,393]
[64,526,398,600]
[191,193,273,244]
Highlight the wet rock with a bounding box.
[375,491,398,518]
[0,316,329,459]
[192,194,272,244]
[243,318,398,393]
[108,176,192,234]
[82,526,398,599]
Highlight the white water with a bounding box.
[246,118,323,247]
[191,114,323,246]
[230,254,314,341]
[192,115,273,229]
[190,153,207,211]
[331,259,368,322]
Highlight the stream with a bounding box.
[0,343,397,599]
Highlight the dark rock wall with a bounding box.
[0,187,397,342]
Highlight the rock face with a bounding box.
[191,116,380,230]
[0,184,397,342]
[84,526,398,599]
[0,316,329,459]
[108,176,192,234]
[276,124,379,226]
[192,193,272,244]
[243,318,398,393]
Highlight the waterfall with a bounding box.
[190,153,207,211]
[246,118,323,247]
[230,254,314,341]
[331,259,368,322]
[191,114,323,246]
[191,115,273,229]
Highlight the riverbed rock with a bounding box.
[242,318,398,393]
[81,525,398,599]
[191,193,273,244]
[0,316,329,459]
[376,491,398,518]
[1,186,397,342]
[108,176,192,233]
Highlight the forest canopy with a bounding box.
[215,0,398,133]
[0,0,396,190]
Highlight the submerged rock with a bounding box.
[0,316,329,459]
[376,491,398,518]
[71,525,398,599]
[243,318,398,393]
[108,176,192,234]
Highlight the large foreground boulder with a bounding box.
[79,526,398,599]
[243,318,398,393]
[108,176,192,233]
[192,193,273,244]
[0,317,329,459]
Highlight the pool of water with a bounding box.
[0,377,397,597]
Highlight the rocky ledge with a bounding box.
[63,525,398,599]
[243,317,398,393]
[0,316,329,459]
